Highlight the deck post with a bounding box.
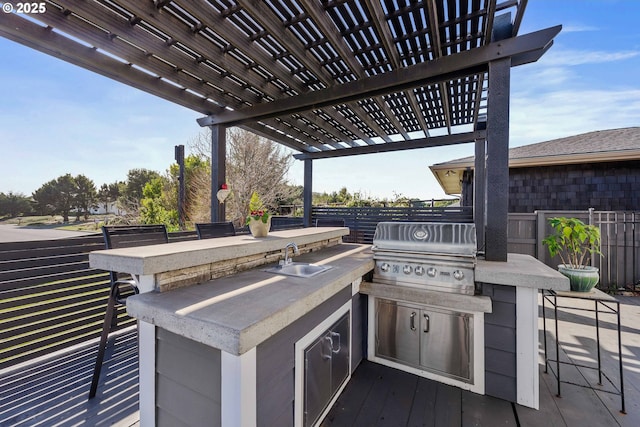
[211,125,227,222]
[485,58,510,261]
[474,135,486,254]
[303,159,313,227]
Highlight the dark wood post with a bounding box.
[175,144,185,229]
[485,58,510,261]
[210,125,226,222]
[303,159,313,227]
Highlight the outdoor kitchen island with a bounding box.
[89,227,374,427]
[89,226,569,427]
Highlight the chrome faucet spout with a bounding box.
[283,242,300,265]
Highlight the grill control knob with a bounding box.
[403,265,412,274]
[414,266,425,276]
[427,267,437,277]
[453,270,465,281]
[380,263,390,273]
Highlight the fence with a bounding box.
[508,210,640,291]
[1,208,636,372]
[312,206,474,243]
[0,230,197,371]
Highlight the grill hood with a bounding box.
[372,222,477,257]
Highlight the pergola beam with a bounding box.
[293,130,486,160]
[199,25,560,127]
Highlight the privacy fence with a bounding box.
[1,208,637,372]
[508,210,640,292]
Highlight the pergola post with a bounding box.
[303,159,313,227]
[210,124,226,222]
[474,136,486,255]
[485,58,511,261]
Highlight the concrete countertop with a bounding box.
[126,243,374,355]
[476,253,569,291]
[89,227,349,275]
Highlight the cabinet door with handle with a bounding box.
[330,314,350,392]
[376,299,420,366]
[304,334,332,427]
[419,308,472,382]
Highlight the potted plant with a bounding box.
[246,192,271,238]
[542,217,603,292]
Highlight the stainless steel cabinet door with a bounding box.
[376,299,420,366]
[304,334,331,427]
[419,308,472,381]
[329,314,350,393]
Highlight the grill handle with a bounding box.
[410,311,417,331]
[423,313,430,333]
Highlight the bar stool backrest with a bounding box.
[195,222,236,239]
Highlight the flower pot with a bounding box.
[558,265,600,292]
[248,216,271,238]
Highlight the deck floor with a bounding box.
[1,295,639,427]
[0,327,139,427]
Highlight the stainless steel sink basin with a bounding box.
[265,262,332,278]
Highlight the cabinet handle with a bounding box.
[330,331,341,353]
[410,311,417,331]
[323,336,333,360]
[423,313,430,333]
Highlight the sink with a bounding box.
[265,262,333,278]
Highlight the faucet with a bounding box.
[282,242,300,265]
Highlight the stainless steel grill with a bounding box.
[372,222,477,295]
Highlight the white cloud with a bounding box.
[561,24,599,33]
[510,89,640,146]
[540,49,640,66]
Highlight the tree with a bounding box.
[97,182,122,213]
[187,128,294,227]
[0,192,32,218]
[32,174,77,222]
[168,154,210,225]
[123,169,161,203]
[74,174,97,220]
[139,176,179,231]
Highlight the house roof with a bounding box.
[430,127,640,194]
[0,1,559,160]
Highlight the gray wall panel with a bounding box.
[256,286,352,427]
[351,292,367,370]
[156,328,221,426]
[480,284,517,402]
[484,371,517,402]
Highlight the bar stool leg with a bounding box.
[89,285,118,399]
[617,302,626,414]
[554,294,561,397]
[543,291,548,374]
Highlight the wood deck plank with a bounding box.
[321,361,384,426]
[461,389,517,426]
[374,367,419,426]
[406,377,438,427]
[0,327,139,427]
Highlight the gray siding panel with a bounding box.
[156,328,221,426]
[256,286,353,427]
[480,283,517,402]
[351,292,367,370]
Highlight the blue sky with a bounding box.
[1,1,639,200]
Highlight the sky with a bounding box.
[1,1,639,201]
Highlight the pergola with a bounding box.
[0,0,559,261]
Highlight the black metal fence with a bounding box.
[0,230,197,371]
[312,206,474,243]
